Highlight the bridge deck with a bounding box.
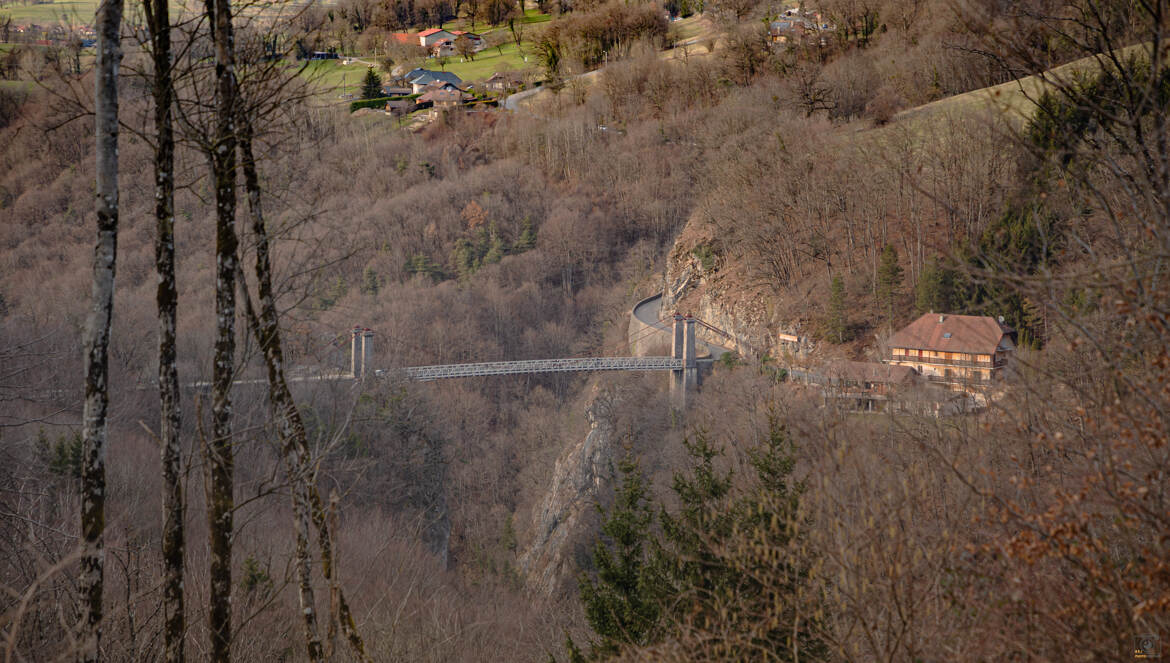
[396,356,683,381]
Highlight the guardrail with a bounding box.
[395,356,684,381]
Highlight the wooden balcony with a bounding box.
[886,353,1004,370]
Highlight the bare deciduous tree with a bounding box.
[204,0,240,658]
[142,0,184,658]
[78,0,124,660]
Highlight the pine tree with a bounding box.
[876,244,904,322]
[655,421,825,661]
[575,454,661,659]
[360,267,379,295]
[569,424,825,662]
[827,276,846,343]
[361,67,382,100]
[513,217,536,252]
[657,431,735,600]
[915,258,954,314]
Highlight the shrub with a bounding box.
[350,96,392,112]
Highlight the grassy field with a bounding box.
[669,14,712,42]
[1,0,99,25]
[892,44,1149,131]
[303,39,536,99]
[440,41,534,82]
[518,8,551,24]
[301,59,371,98]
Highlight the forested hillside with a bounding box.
[1,0,1167,660]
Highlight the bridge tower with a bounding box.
[351,327,373,379]
[350,327,363,378]
[670,314,698,406]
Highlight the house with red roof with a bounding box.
[884,313,1016,389]
[417,28,456,48]
[451,30,486,51]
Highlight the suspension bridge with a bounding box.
[185,296,731,406]
[347,298,732,403]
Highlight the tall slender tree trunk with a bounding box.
[144,0,183,658]
[205,0,238,659]
[235,115,370,663]
[79,0,123,660]
[236,118,324,663]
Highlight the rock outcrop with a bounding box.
[661,217,810,360]
[520,385,619,595]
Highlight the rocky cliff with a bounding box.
[661,217,811,360]
[519,385,620,595]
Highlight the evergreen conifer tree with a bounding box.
[915,258,954,314]
[574,454,661,659]
[360,267,379,295]
[876,244,904,322]
[567,423,825,662]
[361,67,382,100]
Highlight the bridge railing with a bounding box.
[393,356,684,381]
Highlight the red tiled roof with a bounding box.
[418,28,448,37]
[888,313,1014,355]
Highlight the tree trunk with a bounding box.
[144,0,183,658]
[234,113,371,662]
[79,0,123,660]
[205,0,238,659]
[236,117,324,663]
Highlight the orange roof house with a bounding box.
[885,313,1015,389]
[417,28,455,47]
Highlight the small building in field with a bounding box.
[417,28,456,48]
[884,313,1016,389]
[418,87,472,116]
[769,20,802,43]
[404,69,464,94]
[418,80,462,94]
[430,38,457,57]
[484,71,523,93]
[381,84,413,96]
[451,30,486,51]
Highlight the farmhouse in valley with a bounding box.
[884,313,1016,388]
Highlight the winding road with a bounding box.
[632,293,732,360]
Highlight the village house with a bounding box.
[428,31,485,57]
[788,360,972,415]
[769,8,831,44]
[418,87,472,117]
[430,38,457,57]
[383,97,416,116]
[418,80,462,94]
[417,28,456,48]
[451,30,486,51]
[484,71,523,93]
[819,360,918,412]
[884,313,1016,389]
[381,83,413,97]
[403,69,463,94]
[768,20,803,43]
